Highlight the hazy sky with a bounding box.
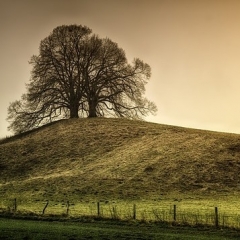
[1,0,240,138]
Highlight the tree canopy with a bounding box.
[7,24,157,134]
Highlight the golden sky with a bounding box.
[1,0,240,137]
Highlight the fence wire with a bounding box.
[1,199,240,228]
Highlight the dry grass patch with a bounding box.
[1,117,240,204]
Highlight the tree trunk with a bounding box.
[70,103,79,118]
[88,100,97,117]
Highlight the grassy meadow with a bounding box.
[1,118,240,236]
[2,196,240,228]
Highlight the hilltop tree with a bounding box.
[7,24,157,134]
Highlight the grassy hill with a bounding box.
[1,117,240,202]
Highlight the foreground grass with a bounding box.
[1,218,240,240]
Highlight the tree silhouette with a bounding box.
[7,25,157,134]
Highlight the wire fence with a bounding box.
[1,198,240,229]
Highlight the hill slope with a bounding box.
[1,118,240,201]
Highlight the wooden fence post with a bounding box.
[66,201,70,215]
[215,207,219,228]
[14,198,17,213]
[133,204,136,220]
[97,202,100,217]
[173,205,177,222]
[42,200,49,215]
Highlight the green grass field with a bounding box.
[2,118,240,238]
[1,197,240,229]
[1,218,240,240]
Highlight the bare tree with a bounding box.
[7,24,157,134]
